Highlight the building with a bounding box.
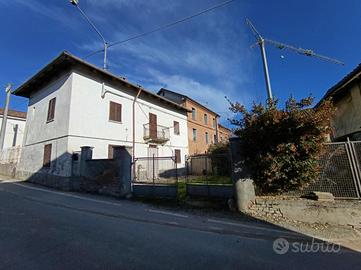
[13,51,189,183]
[218,124,232,143]
[318,64,361,141]
[157,88,232,155]
[0,108,26,148]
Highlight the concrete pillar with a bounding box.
[116,147,132,196]
[229,137,255,212]
[80,146,93,176]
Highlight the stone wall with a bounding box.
[248,196,361,228]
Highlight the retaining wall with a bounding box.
[248,197,361,228]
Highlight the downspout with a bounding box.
[132,88,142,181]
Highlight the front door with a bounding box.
[147,145,158,181]
[149,113,157,140]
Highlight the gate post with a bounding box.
[229,137,255,212]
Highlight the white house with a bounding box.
[13,51,189,183]
[0,108,26,148]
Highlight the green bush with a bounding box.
[229,96,335,194]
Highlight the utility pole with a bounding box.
[0,84,12,150]
[70,0,109,70]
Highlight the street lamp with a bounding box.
[69,0,108,70]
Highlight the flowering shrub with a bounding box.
[229,96,335,194]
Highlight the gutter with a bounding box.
[132,88,142,180]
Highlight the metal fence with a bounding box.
[133,156,178,185]
[185,154,232,185]
[299,141,361,199]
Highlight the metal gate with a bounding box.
[303,141,361,199]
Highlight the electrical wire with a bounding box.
[83,0,237,59]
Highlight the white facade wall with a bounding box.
[68,72,189,166]
[0,116,26,148]
[17,73,73,176]
[17,70,189,177]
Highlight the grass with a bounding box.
[186,175,232,185]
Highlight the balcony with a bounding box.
[143,124,170,144]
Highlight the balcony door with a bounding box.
[149,113,157,140]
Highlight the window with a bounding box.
[191,108,196,120]
[43,144,52,168]
[109,101,122,122]
[174,121,180,135]
[213,118,217,128]
[214,134,217,143]
[47,97,56,122]
[205,132,209,144]
[192,128,197,142]
[204,114,208,125]
[175,149,181,164]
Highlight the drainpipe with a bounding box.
[132,87,142,178]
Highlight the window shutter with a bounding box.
[47,98,56,122]
[175,149,181,164]
[109,101,122,122]
[174,121,179,135]
[43,144,52,167]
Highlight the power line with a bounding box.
[84,0,237,59]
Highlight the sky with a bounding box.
[0,0,360,126]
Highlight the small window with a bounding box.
[43,144,52,168]
[192,128,197,142]
[47,97,56,122]
[191,108,196,120]
[205,132,209,144]
[109,101,122,122]
[213,118,217,128]
[214,134,217,143]
[204,114,208,125]
[174,121,180,135]
[175,149,181,164]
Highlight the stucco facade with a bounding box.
[319,64,361,141]
[14,52,189,180]
[158,88,232,155]
[0,110,26,149]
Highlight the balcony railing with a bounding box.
[143,124,170,144]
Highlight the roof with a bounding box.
[317,63,361,106]
[218,123,232,132]
[13,51,189,113]
[0,108,27,119]
[157,88,220,117]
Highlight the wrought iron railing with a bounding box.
[143,124,170,144]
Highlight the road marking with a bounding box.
[10,183,123,207]
[207,218,294,234]
[147,209,188,218]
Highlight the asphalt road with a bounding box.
[0,181,360,270]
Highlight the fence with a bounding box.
[185,154,233,198]
[186,154,232,184]
[298,141,361,199]
[133,156,178,185]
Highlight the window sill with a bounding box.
[46,119,54,124]
[109,120,123,124]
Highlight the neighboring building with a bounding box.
[13,51,189,181]
[0,108,26,148]
[218,124,232,143]
[157,88,232,155]
[318,64,361,141]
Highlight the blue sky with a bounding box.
[0,0,360,126]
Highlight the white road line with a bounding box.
[10,183,122,207]
[207,218,293,234]
[147,209,188,218]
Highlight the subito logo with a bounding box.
[273,238,289,255]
